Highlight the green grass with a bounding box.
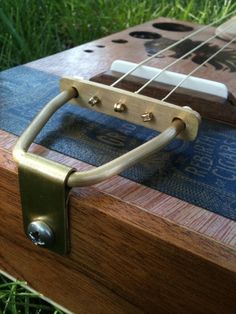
[0,0,236,71]
[0,273,65,314]
[0,0,236,312]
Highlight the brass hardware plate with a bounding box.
[13,89,77,255]
[18,153,74,255]
[60,78,200,141]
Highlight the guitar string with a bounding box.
[134,21,235,94]
[111,9,236,87]
[162,34,236,101]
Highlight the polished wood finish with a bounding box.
[1,131,236,314]
[0,18,236,313]
[27,18,236,97]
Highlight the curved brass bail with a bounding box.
[13,88,187,187]
[12,85,199,254]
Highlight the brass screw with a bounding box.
[114,102,126,113]
[88,96,100,106]
[141,112,153,122]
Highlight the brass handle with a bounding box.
[68,119,184,187]
[13,88,185,187]
[12,87,190,254]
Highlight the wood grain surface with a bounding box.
[0,17,236,313]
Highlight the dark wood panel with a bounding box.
[27,17,236,97]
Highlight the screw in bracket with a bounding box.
[141,112,153,122]
[88,96,100,106]
[27,220,54,248]
[114,102,126,113]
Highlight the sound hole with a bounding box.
[84,49,93,53]
[112,39,128,43]
[129,31,161,39]
[153,22,193,32]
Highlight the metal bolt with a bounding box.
[114,102,126,113]
[141,112,153,122]
[27,221,54,248]
[88,96,100,106]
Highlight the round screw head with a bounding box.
[141,112,153,122]
[114,102,126,112]
[27,221,54,248]
[88,96,100,106]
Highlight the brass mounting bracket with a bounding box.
[13,78,200,255]
[18,153,74,255]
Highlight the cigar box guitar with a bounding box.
[0,13,236,313]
